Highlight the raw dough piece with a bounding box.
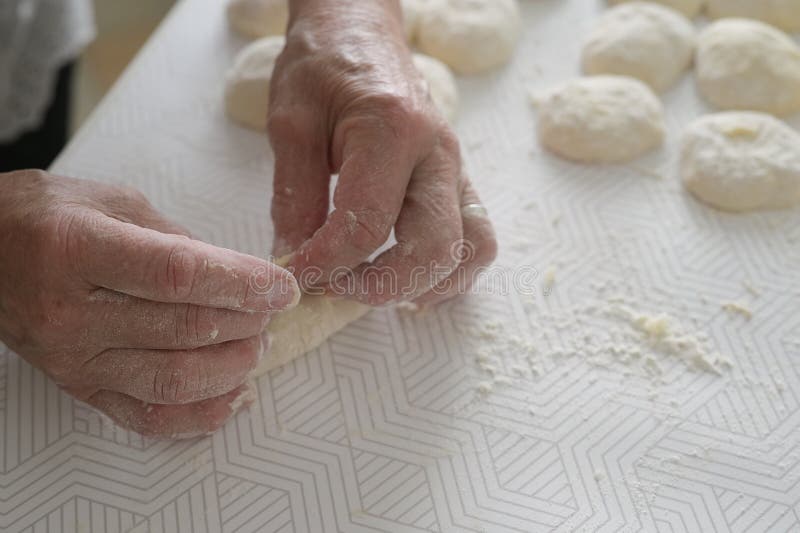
[413,53,459,122]
[706,0,800,33]
[227,0,288,39]
[583,2,696,92]
[608,0,704,18]
[254,257,370,376]
[224,36,285,131]
[681,111,800,212]
[256,294,371,376]
[534,76,665,163]
[696,19,800,117]
[417,0,521,74]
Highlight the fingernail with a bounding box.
[266,273,301,310]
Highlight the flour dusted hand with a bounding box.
[267,0,496,305]
[0,170,300,438]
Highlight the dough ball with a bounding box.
[696,19,800,117]
[608,0,704,18]
[417,0,522,75]
[224,36,285,131]
[535,76,665,163]
[706,0,800,33]
[413,53,459,122]
[227,0,288,39]
[681,112,800,211]
[401,0,433,43]
[583,2,696,92]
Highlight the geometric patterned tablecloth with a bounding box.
[3,0,800,531]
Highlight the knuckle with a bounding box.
[152,357,206,404]
[267,108,312,145]
[364,93,423,138]
[112,184,151,210]
[437,127,461,157]
[347,208,394,253]
[160,244,202,300]
[172,304,217,347]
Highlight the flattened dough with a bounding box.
[227,0,288,39]
[583,2,696,92]
[706,0,800,33]
[534,76,665,163]
[224,36,285,131]
[417,0,521,74]
[413,53,459,122]
[696,19,800,117]
[608,0,704,18]
[254,257,371,376]
[256,294,370,376]
[681,112,800,212]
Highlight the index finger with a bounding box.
[288,117,417,285]
[72,211,299,312]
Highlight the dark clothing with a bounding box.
[0,63,74,172]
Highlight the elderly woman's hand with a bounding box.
[0,170,300,438]
[268,0,497,305]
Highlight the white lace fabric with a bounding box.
[0,0,96,142]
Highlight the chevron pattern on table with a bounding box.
[2,0,800,531]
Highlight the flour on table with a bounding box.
[681,112,800,212]
[533,76,665,163]
[583,2,696,93]
[227,0,288,39]
[608,0,704,18]
[706,0,800,32]
[695,19,800,117]
[417,0,521,74]
[224,36,285,131]
[413,53,459,122]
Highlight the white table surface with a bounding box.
[3,0,800,531]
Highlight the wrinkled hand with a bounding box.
[0,170,299,438]
[268,0,497,305]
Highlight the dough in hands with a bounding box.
[417,0,521,75]
[695,19,800,117]
[413,53,459,122]
[583,2,696,93]
[254,257,370,376]
[227,0,288,39]
[534,76,665,164]
[256,293,371,376]
[681,112,800,212]
[608,0,704,18]
[706,0,800,33]
[224,36,285,131]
